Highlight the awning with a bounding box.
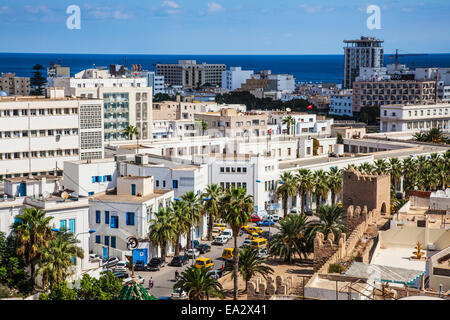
[344,262,426,285]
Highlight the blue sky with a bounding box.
[0,0,449,54]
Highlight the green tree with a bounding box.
[313,170,330,209]
[181,191,202,250]
[198,119,208,136]
[295,169,314,214]
[221,187,253,300]
[39,281,76,300]
[10,208,53,290]
[312,138,320,156]
[313,205,346,239]
[30,64,46,96]
[122,124,139,152]
[149,207,176,261]
[327,167,343,206]
[388,158,403,192]
[174,266,224,300]
[276,172,297,217]
[282,115,293,138]
[336,133,344,144]
[268,214,314,263]
[153,93,176,102]
[202,184,223,241]
[171,200,188,256]
[225,247,274,292]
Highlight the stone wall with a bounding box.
[247,275,308,300]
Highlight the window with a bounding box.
[220,167,224,173]
[103,175,112,182]
[110,216,119,228]
[156,180,159,187]
[88,192,94,196]
[69,219,76,233]
[60,220,67,231]
[104,236,109,246]
[92,176,101,183]
[163,180,166,188]
[126,212,135,226]
[242,182,247,189]
[95,235,101,244]
[173,180,178,188]
[95,211,101,224]
[105,211,110,224]
[243,167,247,173]
[111,236,116,248]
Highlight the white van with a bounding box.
[221,229,233,240]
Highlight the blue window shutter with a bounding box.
[173,180,178,189]
[95,235,101,244]
[60,220,67,231]
[126,212,129,225]
[92,176,96,183]
[104,236,109,246]
[88,192,94,196]
[105,211,110,224]
[69,219,76,233]
[111,236,116,248]
[96,211,101,224]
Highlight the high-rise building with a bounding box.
[0,87,104,178]
[343,36,384,89]
[222,67,254,91]
[157,60,226,89]
[0,73,30,96]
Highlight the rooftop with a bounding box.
[91,189,172,204]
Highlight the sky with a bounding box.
[0,0,449,54]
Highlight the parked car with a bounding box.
[114,261,128,273]
[197,244,211,254]
[192,240,200,249]
[261,231,272,240]
[124,275,144,284]
[267,215,280,222]
[171,288,188,300]
[305,209,314,216]
[112,271,129,279]
[290,209,298,214]
[208,269,222,280]
[257,219,275,227]
[221,229,233,240]
[102,257,119,268]
[185,248,200,259]
[241,239,252,248]
[194,257,214,270]
[169,255,188,267]
[256,248,268,259]
[251,215,262,223]
[134,260,147,271]
[212,235,228,246]
[211,227,222,239]
[147,257,166,271]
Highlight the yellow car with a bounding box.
[250,238,268,250]
[194,257,214,270]
[241,225,250,233]
[213,223,227,232]
[222,248,235,261]
[337,202,343,208]
[250,226,263,235]
[248,232,260,240]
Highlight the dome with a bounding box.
[0,91,8,97]
[116,277,157,300]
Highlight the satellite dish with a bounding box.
[61,191,69,199]
[286,108,291,112]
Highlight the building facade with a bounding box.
[222,67,254,91]
[329,90,353,116]
[0,73,30,96]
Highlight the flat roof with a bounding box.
[91,189,172,204]
[371,246,427,272]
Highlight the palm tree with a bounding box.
[388,158,403,192]
[268,214,314,263]
[295,169,314,214]
[282,115,293,138]
[198,119,208,136]
[291,117,297,137]
[314,205,346,239]
[174,266,224,300]
[149,207,176,261]
[276,172,297,217]
[327,167,343,206]
[221,187,253,300]
[38,231,84,290]
[202,184,223,241]
[313,170,329,209]
[225,247,274,292]
[181,191,202,250]
[171,200,188,256]
[373,159,389,175]
[10,208,53,289]
[122,125,139,153]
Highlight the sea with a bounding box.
[1,53,450,84]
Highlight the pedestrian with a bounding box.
[175,270,179,281]
[149,277,153,289]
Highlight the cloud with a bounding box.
[162,1,180,9]
[24,5,51,14]
[299,4,322,13]
[401,7,413,12]
[0,6,11,14]
[207,2,224,14]
[87,6,134,20]
[114,10,135,20]
[155,1,181,16]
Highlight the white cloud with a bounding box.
[299,4,322,13]
[156,1,181,15]
[24,5,51,14]
[401,7,413,12]
[114,10,134,20]
[162,1,180,9]
[207,2,224,14]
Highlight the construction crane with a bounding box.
[387,49,428,70]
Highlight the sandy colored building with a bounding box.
[0,73,30,96]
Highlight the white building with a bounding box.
[380,103,450,133]
[141,71,166,95]
[329,90,353,117]
[0,88,104,179]
[265,112,333,136]
[222,67,254,91]
[268,74,295,93]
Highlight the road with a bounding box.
[134,221,280,298]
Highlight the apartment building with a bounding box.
[343,36,384,89]
[222,67,254,91]
[47,63,70,79]
[152,119,199,139]
[329,90,353,116]
[380,103,450,133]
[195,108,269,138]
[0,88,104,179]
[265,111,332,135]
[51,70,152,141]
[156,60,226,89]
[0,73,30,96]
[352,80,436,114]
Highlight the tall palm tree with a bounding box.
[148,207,176,261]
[276,172,297,217]
[174,266,224,300]
[327,167,343,206]
[313,170,330,209]
[373,159,389,175]
[291,117,297,137]
[198,119,208,136]
[313,205,346,239]
[181,191,202,250]
[202,184,223,241]
[225,247,274,292]
[171,200,188,256]
[38,231,84,290]
[295,169,314,214]
[388,158,403,192]
[221,187,253,300]
[268,214,314,263]
[282,115,293,138]
[122,125,139,153]
[10,208,53,289]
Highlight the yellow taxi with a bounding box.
[213,223,227,232]
[194,257,214,270]
[250,238,268,250]
[221,248,235,261]
[241,225,251,233]
[248,226,263,235]
[247,232,260,240]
